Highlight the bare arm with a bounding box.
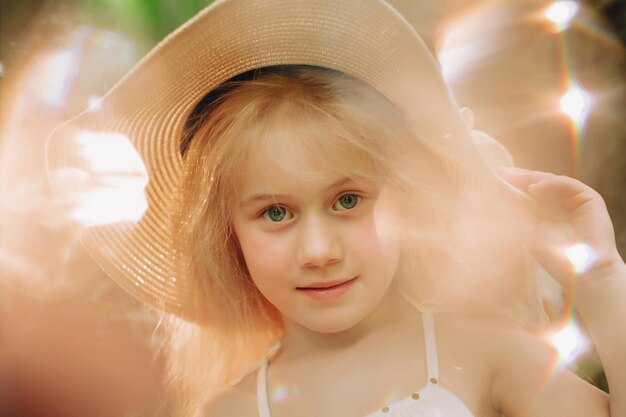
[575,260,626,415]
[497,167,625,416]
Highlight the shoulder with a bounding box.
[202,371,258,417]
[427,312,508,415]
[468,313,609,417]
[434,311,608,417]
[433,309,556,362]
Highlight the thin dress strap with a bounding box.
[257,317,440,417]
[257,343,280,417]
[257,357,271,417]
[421,310,439,382]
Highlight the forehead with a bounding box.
[239,127,357,193]
[223,73,420,203]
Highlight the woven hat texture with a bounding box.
[46,0,490,321]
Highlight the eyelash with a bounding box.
[259,193,363,222]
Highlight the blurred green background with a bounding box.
[1,1,624,416]
[2,0,625,60]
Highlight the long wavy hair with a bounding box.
[161,65,544,416]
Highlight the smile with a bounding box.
[296,277,357,301]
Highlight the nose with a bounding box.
[296,215,344,268]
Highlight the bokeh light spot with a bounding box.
[87,95,103,112]
[50,131,149,227]
[559,87,589,123]
[565,243,595,273]
[271,385,299,403]
[38,50,78,107]
[550,322,586,364]
[545,1,579,29]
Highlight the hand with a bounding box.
[497,167,623,287]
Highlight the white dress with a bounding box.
[256,311,476,417]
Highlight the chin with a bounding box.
[298,307,370,335]
[307,320,360,335]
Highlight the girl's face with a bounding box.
[231,134,403,334]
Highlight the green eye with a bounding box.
[263,206,291,222]
[334,194,360,210]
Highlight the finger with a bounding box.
[527,175,604,212]
[495,166,556,192]
[528,175,593,197]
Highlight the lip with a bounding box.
[296,277,357,302]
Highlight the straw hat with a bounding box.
[46,0,502,322]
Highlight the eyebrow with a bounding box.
[239,177,355,207]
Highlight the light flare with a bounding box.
[87,95,103,112]
[71,183,148,227]
[0,249,47,284]
[438,4,509,83]
[271,385,299,403]
[549,321,587,364]
[74,131,146,174]
[16,25,137,111]
[545,1,579,30]
[51,131,149,227]
[37,50,79,107]
[559,87,590,123]
[564,243,596,273]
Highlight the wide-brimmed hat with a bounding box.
[46,0,500,322]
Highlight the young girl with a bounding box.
[46,0,626,416]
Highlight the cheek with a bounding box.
[237,231,292,288]
[355,206,402,273]
[376,194,403,251]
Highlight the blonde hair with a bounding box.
[161,66,543,416]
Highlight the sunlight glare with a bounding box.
[72,185,148,226]
[271,385,299,403]
[87,95,103,112]
[550,322,586,364]
[53,131,149,227]
[564,243,596,273]
[38,50,78,107]
[559,88,589,123]
[74,131,146,174]
[545,1,579,29]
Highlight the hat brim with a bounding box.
[46,0,489,321]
